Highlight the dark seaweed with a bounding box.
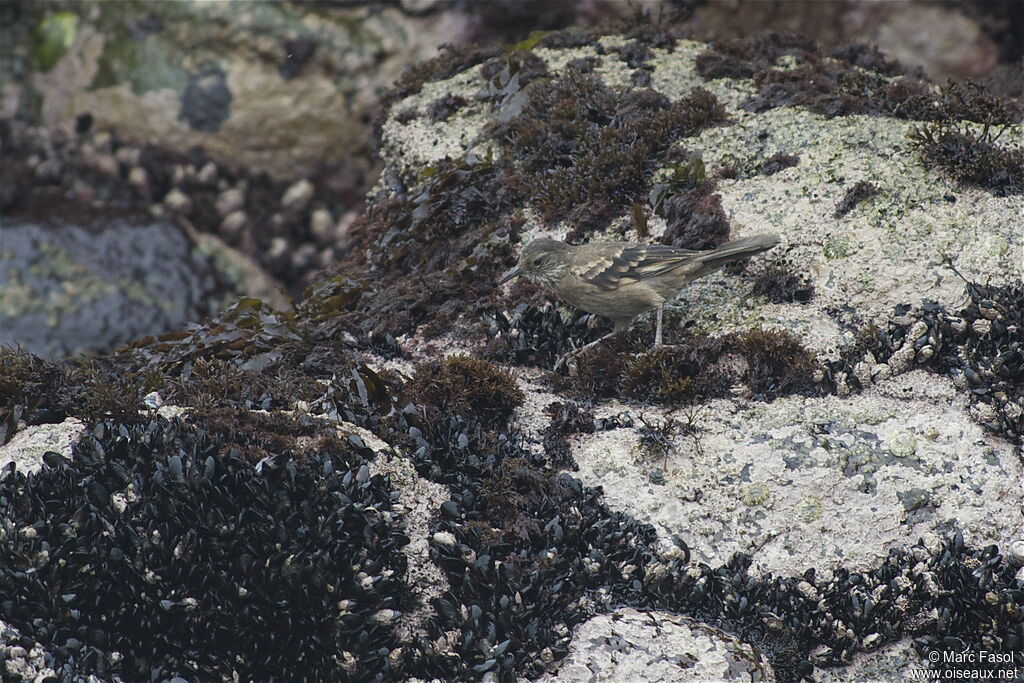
[496,70,728,237]
[751,267,815,304]
[834,181,879,218]
[760,152,800,176]
[909,122,1024,196]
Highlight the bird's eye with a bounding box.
[532,256,543,266]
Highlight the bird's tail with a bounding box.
[695,233,780,274]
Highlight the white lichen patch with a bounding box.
[649,40,760,111]
[512,366,567,444]
[336,420,392,454]
[570,370,1023,578]
[380,111,495,179]
[539,608,773,682]
[155,404,190,420]
[377,63,495,179]
[529,45,597,73]
[815,638,926,683]
[0,418,85,475]
[690,108,1022,331]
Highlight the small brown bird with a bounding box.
[500,234,781,360]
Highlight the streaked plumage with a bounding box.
[500,234,781,358]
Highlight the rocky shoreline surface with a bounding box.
[2,7,1023,682]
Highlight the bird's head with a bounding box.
[499,238,570,289]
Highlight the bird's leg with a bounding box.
[554,330,618,372]
[654,305,664,349]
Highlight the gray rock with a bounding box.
[0,419,85,475]
[539,608,773,682]
[375,34,1024,582]
[10,1,478,179]
[0,211,223,357]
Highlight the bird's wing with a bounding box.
[571,243,702,291]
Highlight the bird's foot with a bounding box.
[554,333,615,372]
[554,348,583,373]
[646,342,681,354]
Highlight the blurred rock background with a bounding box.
[1,0,1020,358]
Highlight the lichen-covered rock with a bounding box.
[0,419,84,475]
[815,639,931,683]
[377,37,1021,353]
[2,20,1023,683]
[539,608,773,682]
[566,370,1020,577]
[360,25,1024,681]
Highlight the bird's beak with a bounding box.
[499,266,521,285]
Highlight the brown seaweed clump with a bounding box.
[496,69,729,237]
[909,122,1024,196]
[697,32,1022,126]
[751,266,815,304]
[568,327,821,404]
[406,355,524,428]
[760,152,800,176]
